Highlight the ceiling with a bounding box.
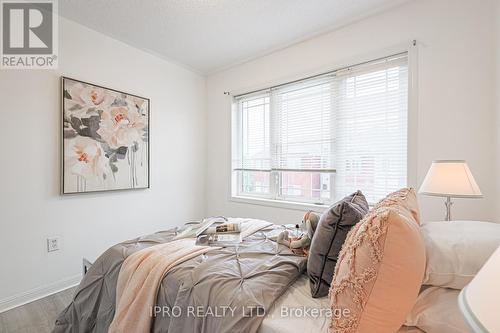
[60,0,408,74]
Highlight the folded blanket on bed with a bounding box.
[109,239,218,333]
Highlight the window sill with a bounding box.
[229,195,329,213]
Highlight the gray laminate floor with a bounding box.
[0,287,76,333]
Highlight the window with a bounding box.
[232,53,409,206]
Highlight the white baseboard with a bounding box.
[0,274,82,313]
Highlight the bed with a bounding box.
[53,220,423,333]
[259,274,423,333]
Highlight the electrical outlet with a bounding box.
[47,237,60,252]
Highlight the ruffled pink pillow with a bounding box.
[329,188,426,333]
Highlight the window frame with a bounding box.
[232,89,335,206]
[230,46,418,210]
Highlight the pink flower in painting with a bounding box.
[97,106,147,149]
[65,82,114,119]
[65,137,108,179]
[69,82,113,107]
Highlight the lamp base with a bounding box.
[444,196,452,221]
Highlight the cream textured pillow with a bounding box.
[405,286,469,333]
[422,220,500,289]
[329,188,426,333]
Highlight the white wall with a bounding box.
[0,18,206,310]
[205,0,498,224]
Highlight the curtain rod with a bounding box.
[229,43,415,99]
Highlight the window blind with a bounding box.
[272,76,333,171]
[235,93,272,195]
[239,93,271,170]
[333,55,408,203]
[232,52,408,204]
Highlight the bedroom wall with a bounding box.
[205,0,498,224]
[0,18,206,310]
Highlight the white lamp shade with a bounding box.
[459,245,500,332]
[418,160,482,198]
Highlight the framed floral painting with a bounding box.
[62,77,150,194]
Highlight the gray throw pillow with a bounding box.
[307,190,369,298]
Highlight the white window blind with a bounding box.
[272,77,334,203]
[232,53,408,205]
[273,77,333,171]
[333,55,408,204]
[236,93,271,196]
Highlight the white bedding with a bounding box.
[259,274,424,333]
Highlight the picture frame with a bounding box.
[61,77,150,194]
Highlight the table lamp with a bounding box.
[458,245,500,333]
[418,160,482,221]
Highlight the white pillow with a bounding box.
[405,286,469,333]
[421,220,500,289]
